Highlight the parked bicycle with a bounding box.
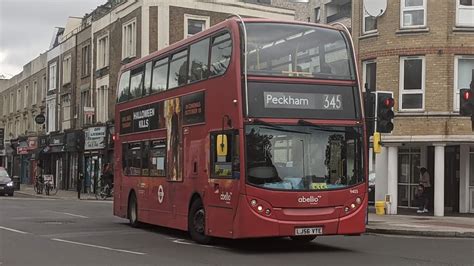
[34,177,44,194]
[44,179,58,196]
[95,183,113,200]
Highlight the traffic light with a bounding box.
[376,92,395,133]
[459,88,473,116]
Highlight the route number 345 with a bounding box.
[323,94,342,110]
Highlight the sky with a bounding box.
[0,0,105,78]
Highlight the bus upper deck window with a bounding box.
[118,70,130,102]
[210,33,232,77]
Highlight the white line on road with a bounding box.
[51,238,146,255]
[54,212,89,219]
[0,226,29,234]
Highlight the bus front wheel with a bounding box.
[128,193,140,228]
[188,199,212,244]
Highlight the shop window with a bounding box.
[149,139,166,177]
[210,131,239,178]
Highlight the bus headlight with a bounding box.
[257,205,263,212]
[355,197,362,205]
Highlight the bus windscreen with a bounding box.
[244,23,354,80]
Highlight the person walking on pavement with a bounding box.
[417,167,431,213]
[77,172,84,200]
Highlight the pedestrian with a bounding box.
[417,167,431,213]
[77,172,84,200]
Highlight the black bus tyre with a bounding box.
[290,235,317,243]
[188,199,212,245]
[128,193,140,228]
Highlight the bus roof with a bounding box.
[120,17,344,73]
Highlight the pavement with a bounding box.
[15,184,112,201]
[14,185,474,238]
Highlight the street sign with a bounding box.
[35,114,46,125]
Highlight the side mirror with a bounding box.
[216,134,228,157]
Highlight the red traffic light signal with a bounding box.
[460,88,473,116]
[376,92,395,133]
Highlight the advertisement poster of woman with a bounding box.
[165,98,182,181]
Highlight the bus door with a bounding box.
[207,130,240,238]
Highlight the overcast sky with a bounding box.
[0,0,105,77]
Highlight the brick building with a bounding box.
[352,0,474,216]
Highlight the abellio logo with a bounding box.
[298,195,322,204]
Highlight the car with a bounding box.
[368,172,375,205]
[0,167,14,196]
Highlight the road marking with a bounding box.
[51,238,146,255]
[0,226,29,234]
[54,212,89,219]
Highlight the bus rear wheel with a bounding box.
[128,193,140,228]
[188,199,212,245]
[290,235,317,243]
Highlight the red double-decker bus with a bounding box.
[114,17,367,244]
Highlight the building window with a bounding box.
[184,14,209,38]
[122,18,137,59]
[363,60,377,92]
[47,97,56,133]
[49,62,57,91]
[363,4,377,34]
[61,94,71,130]
[17,89,21,111]
[42,75,47,100]
[400,0,426,28]
[62,55,72,85]
[97,34,109,69]
[96,85,109,123]
[398,147,422,208]
[399,56,425,111]
[456,0,474,27]
[24,86,28,109]
[10,92,14,112]
[315,7,321,23]
[80,90,92,126]
[32,81,38,105]
[454,56,474,111]
[81,44,90,77]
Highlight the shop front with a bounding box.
[48,133,66,189]
[375,141,474,216]
[83,126,106,193]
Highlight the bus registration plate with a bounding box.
[295,227,323,236]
